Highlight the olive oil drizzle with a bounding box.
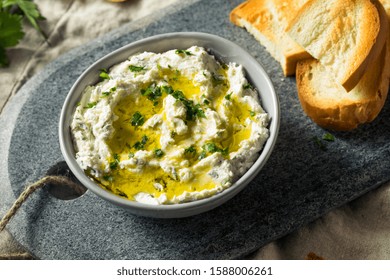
[91,63,255,202]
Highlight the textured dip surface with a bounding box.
[71,46,269,204]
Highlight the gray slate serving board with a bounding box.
[1,0,389,259]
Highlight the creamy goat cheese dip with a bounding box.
[71,46,269,205]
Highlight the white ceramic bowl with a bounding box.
[59,32,280,218]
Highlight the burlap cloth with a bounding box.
[1,0,389,260]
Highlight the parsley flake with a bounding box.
[133,135,149,150]
[162,85,174,95]
[131,111,145,127]
[109,154,120,170]
[243,83,254,90]
[203,143,218,153]
[154,149,164,158]
[175,49,193,56]
[103,175,114,182]
[84,102,97,109]
[129,65,146,72]
[168,88,206,121]
[202,142,229,156]
[141,84,162,102]
[312,136,327,151]
[184,145,197,156]
[99,68,110,80]
[198,151,207,160]
[322,133,335,142]
[102,86,116,97]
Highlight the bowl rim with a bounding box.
[59,31,280,217]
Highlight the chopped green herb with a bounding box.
[99,68,110,80]
[201,94,210,105]
[198,151,207,160]
[312,136,327,151]
[129,65,146,72]
[162,85,174,95]
[322,133,335,142]
[128,152,134,158]
[102,86,116,97]
[103,175,113,182]
[249,110,256,117]
[131,111,145,127]
[202,142,229,156]
[225,93,232,100]
[203,143,218,153]
[170,89,185,100]
[109,154,120,170]
[141,83,162,102]
[133,135,149,150]
[185,103,203,120]
[142,84,206,121]
[194,104,206,118]
[142,135,149,143]
[170,69,181,81]
[133,142,143,150]
[154,149,164,158]
[175,49,193,56]
[84,102,97,109]
[184,145,197,156]
[243,83,254,90]
[168,89,206,121]
[220,147,229,156]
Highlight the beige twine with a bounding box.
[0,175,84,259]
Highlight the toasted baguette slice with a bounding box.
[296,35,390,131]
[268,0,310,26]
[230,0,311,76]
[380,0,390,13]
[287,0,388,92]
